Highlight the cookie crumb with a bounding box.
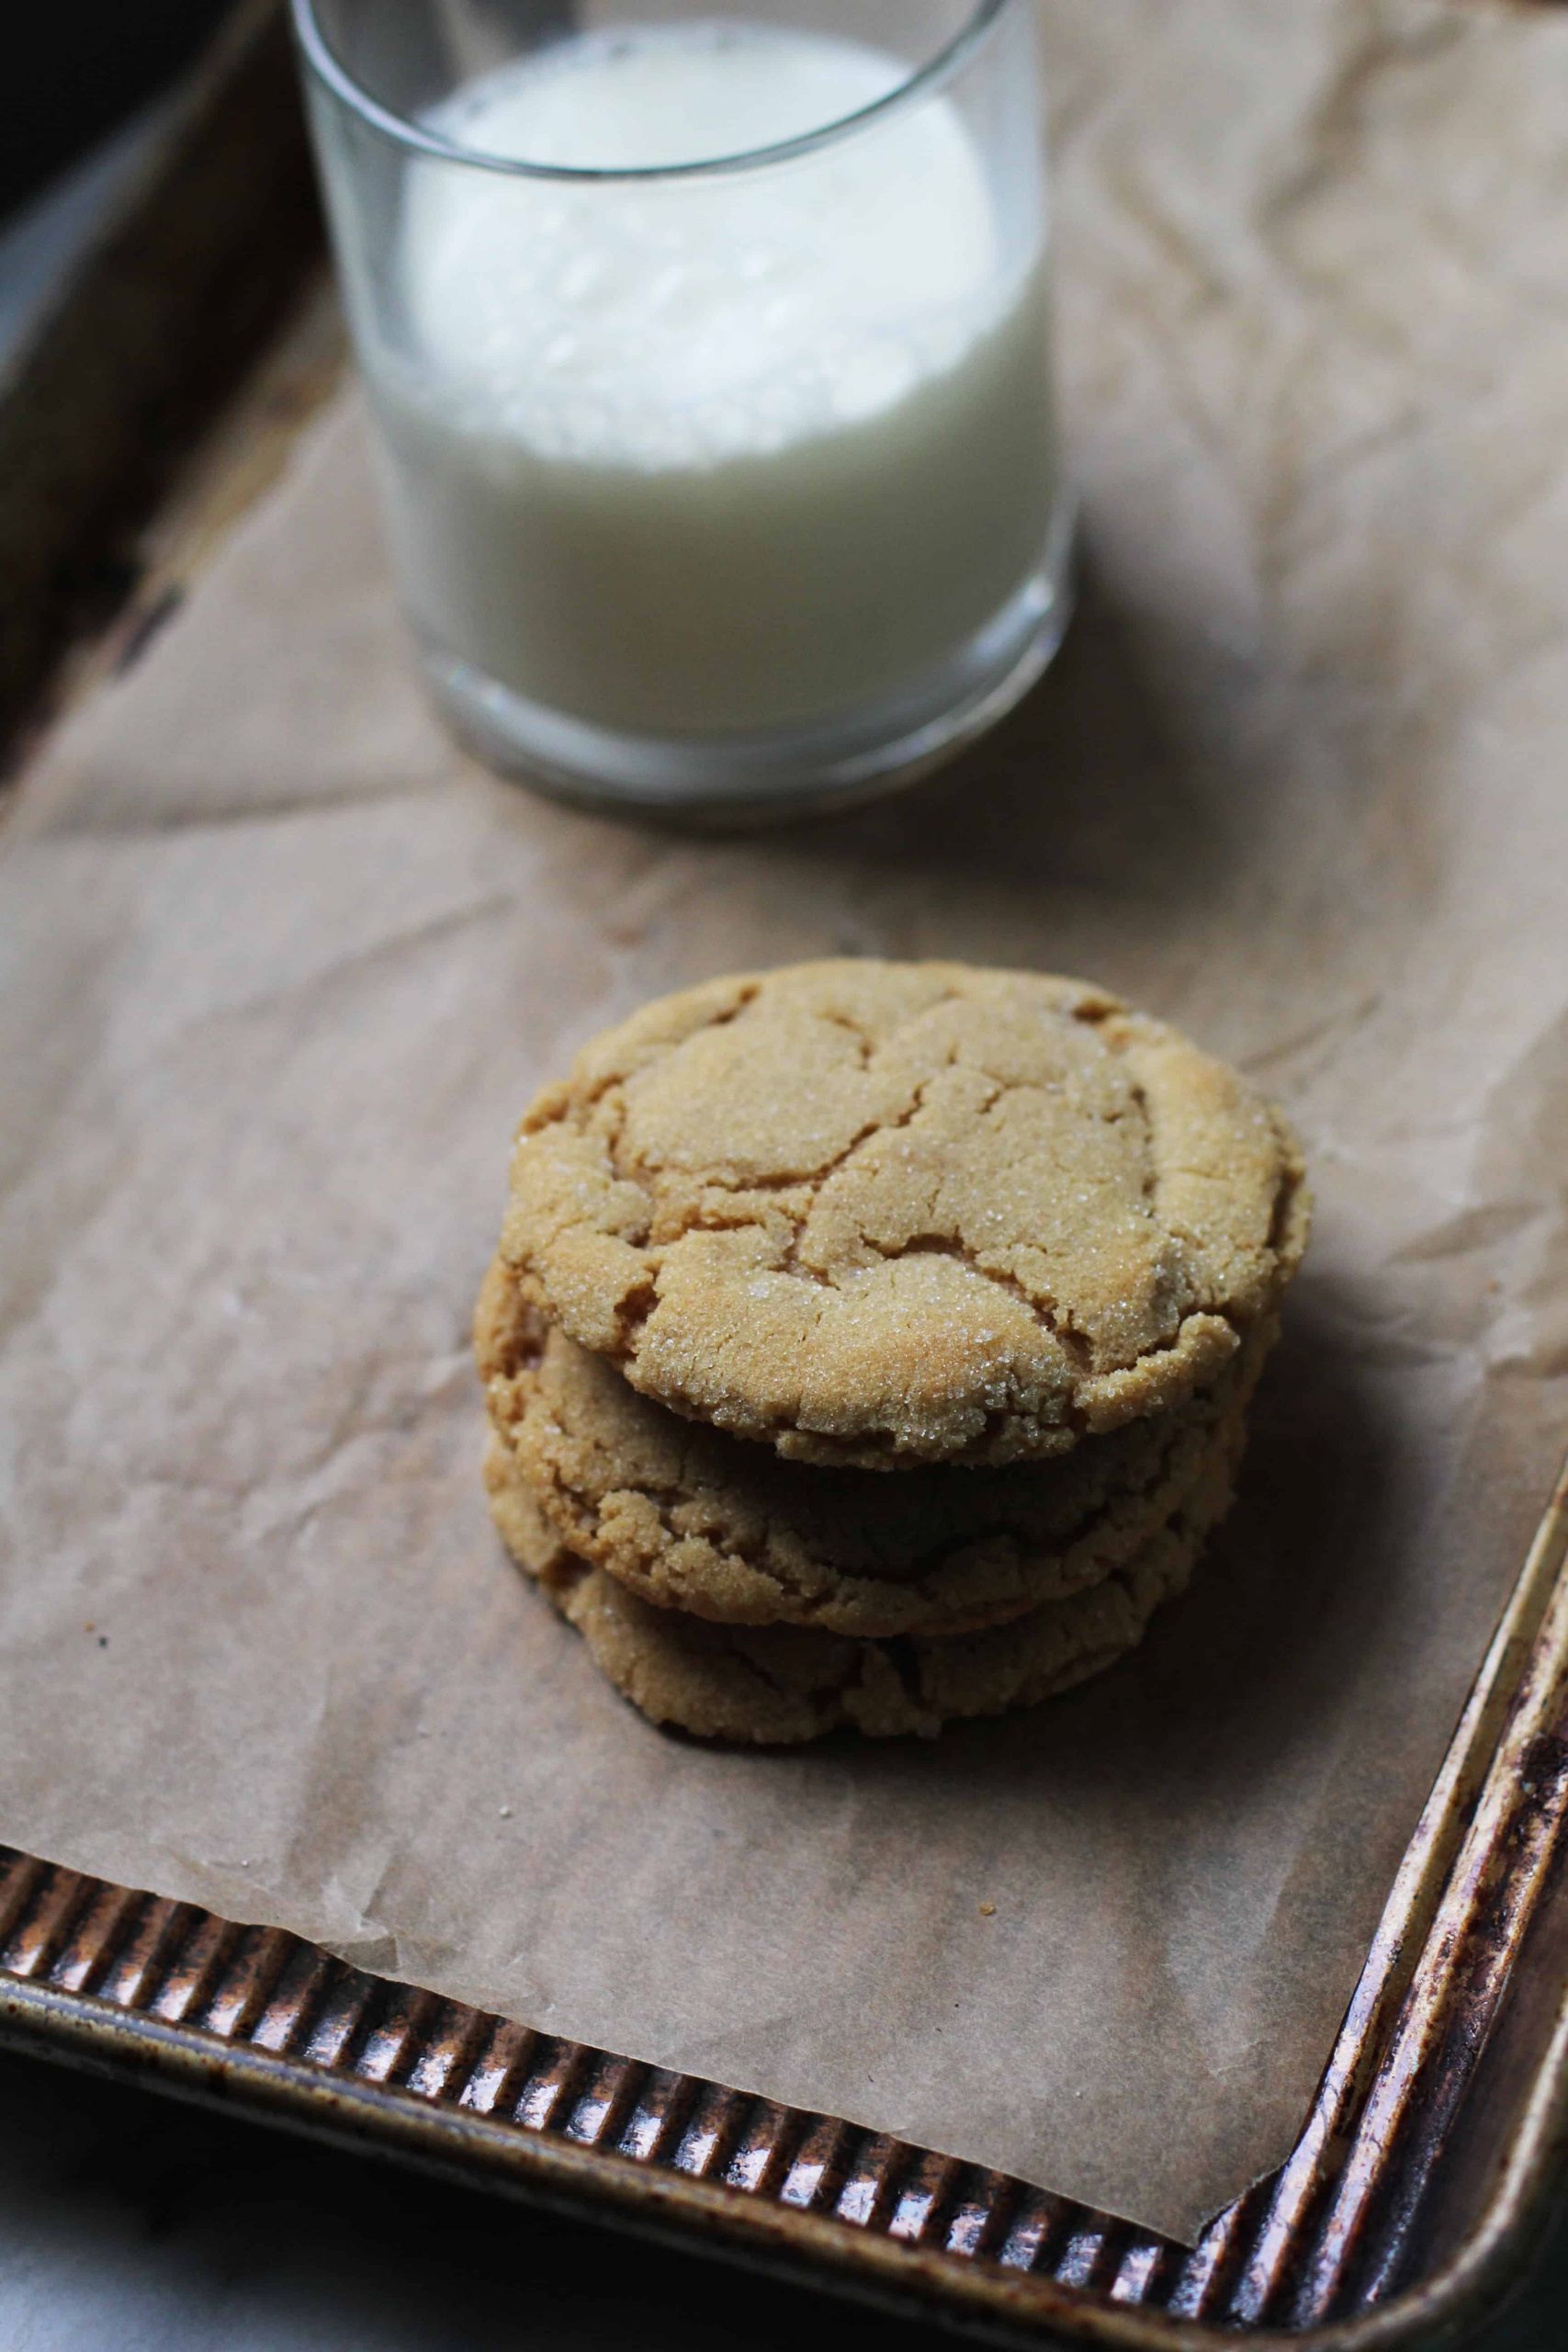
[978,1901,996,1917]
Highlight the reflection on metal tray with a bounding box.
[4,6,1568,2347]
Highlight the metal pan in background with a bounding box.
[4,8,1568,2346]
[3,1455,1568,2348]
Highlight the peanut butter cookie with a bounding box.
[500,961,1308,1468]
[484,1421,1243,1744]
[478,1256,1273,1639]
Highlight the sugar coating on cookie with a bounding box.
[484,1424,1243,1745]
[500,960,1309,1468]
[478,1256,1274,1639]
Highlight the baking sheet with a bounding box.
[3,0,1568,2245]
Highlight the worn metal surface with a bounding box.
[5,5,1568,2344]
[3,1474,1567,2350]
[0,0,321,757]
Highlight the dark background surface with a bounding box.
[5,10,1567,2348]
[6,5,229,218]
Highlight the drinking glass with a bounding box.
[294,0,1070,820]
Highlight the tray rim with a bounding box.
[3,1458,1566,2350]
[0,1857,1563,2352]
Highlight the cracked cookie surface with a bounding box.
[478,1257,1272,1639]
[485,1422,1243,1744]
[500,961,1309,1468]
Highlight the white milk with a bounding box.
[369,22,1058,739]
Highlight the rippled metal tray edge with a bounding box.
[6,6,1568,2345]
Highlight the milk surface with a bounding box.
[371,22,1059,736]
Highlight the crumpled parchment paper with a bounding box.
[3,0,1567,2245]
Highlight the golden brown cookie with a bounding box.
[499,961,1308,1469]
[484,1422,1242,1744]
[477,1256,1273,1639]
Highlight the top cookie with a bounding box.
[501,961,1309,1468]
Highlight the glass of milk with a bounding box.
[294,1,1069,820]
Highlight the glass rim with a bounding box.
[289,1,1014,182]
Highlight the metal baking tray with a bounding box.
[5,7,1568,2345]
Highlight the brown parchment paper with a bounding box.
[3,0,1568,2247]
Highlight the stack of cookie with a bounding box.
[477,961,1309,1745]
